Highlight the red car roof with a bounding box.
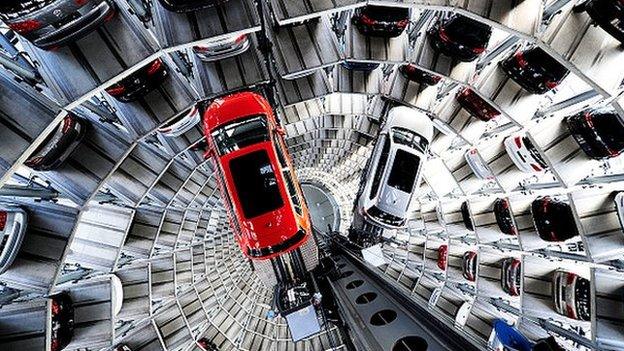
[203,92,310,260]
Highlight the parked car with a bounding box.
[501,257,521,296]
[552,270,591,321]
[0,0,116,50]
[203,92,317,273]
[0,205,27,275]
[566,108,624,160]
[465,148,494,180]
[158,105,201,137]
[357,106,434,229]
[492,319,533,351]
[616,192,624,231]
[111,274,123,316]
[105,59,168,103]
[158,0,225,12]
[531,196,579,242]
[504,133,549,173]
[428,14,492,62]
[456,88,500,122]
[437,244,448,271]
[341,60,380,72]
[50,292,74,351]
[500,47,569,94]
[192,34,250,62]
[573,0,624,44]
[25,114,87,171]
[494,198,518,236]
[399,64,441,85]
[462,251,477,281]
[352,5,410,38]
[114,345,132,351]
[460,201,474,231]
[197,337,219,351]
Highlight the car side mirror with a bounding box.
[275,126,286,136]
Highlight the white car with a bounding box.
[192,34,251,62]
[464,147,494,180]
[111,274,124,316]
[504,133,549,173]
[616,192,624,230]
[357,106,434,229]
[158,105,201,137]
[0,205,27,275]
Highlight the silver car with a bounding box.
[192,34,250,62]
[157,104,201,137]
[0,205,27,275]
[0,0,116,50]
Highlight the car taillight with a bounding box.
[75,0,89,5]
[146,59,163,75]
[472,46,486,54]
[51,299,60,315]
[514,52,528,68]
[8,19,43,34]
[397,19,409,28]
[566,273,576,285]
[531,164,542,172]
[234,34,247,44]
[360,14,376,26]
[439,27,451,43]
[51,338,60,351]
[514,136,522,149]
[0,211,7,231]
[106,85,126,96]
[566,305,576,319]
[545,80,559,89]
[584,111,594,128]
[61,116,74,134]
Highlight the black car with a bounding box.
[494,198,517,236]
[25,114,87,171]
[461,201,474,231]
[462,251,477,281]
[531,196,579,242]
[500,47,570,94]
[105,59,168,102]
[352,5,410,38]
[158,0,225,12]
[456,87,501,122]
[428,14,492,62]
[574,0,624,44]
[399,64,442,85]
[566,108,624,160]
[341,60,380,72]
[50,292,74,351]
[501,257,521,296]
[0,0,116,50]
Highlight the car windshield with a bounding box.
[523,48,569,80]
[229,150,283,219]
[362,6,409,21]
[387,149,420,193]
[212,115,269,156]
[392,127,429,152]
[0,0,53,14]
[444,16,491,47]
[593,112,624,150]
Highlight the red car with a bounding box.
[437,244,448,271]
[203,92,315,263]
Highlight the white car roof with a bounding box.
[384,106,434,142]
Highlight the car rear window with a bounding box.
[212,115,269,156]
[444,15,491,47]
[387,149,420,193]
[523,47,569,80]
[369,136,391,200]
[593,112,624,150]
[0,0,55,15]
[362,5,409,22]
[229,150,284,219]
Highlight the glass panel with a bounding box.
[369,136,390,200]
[387,149,420,193]
[212,115,269,156]
[229,150,283,219]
